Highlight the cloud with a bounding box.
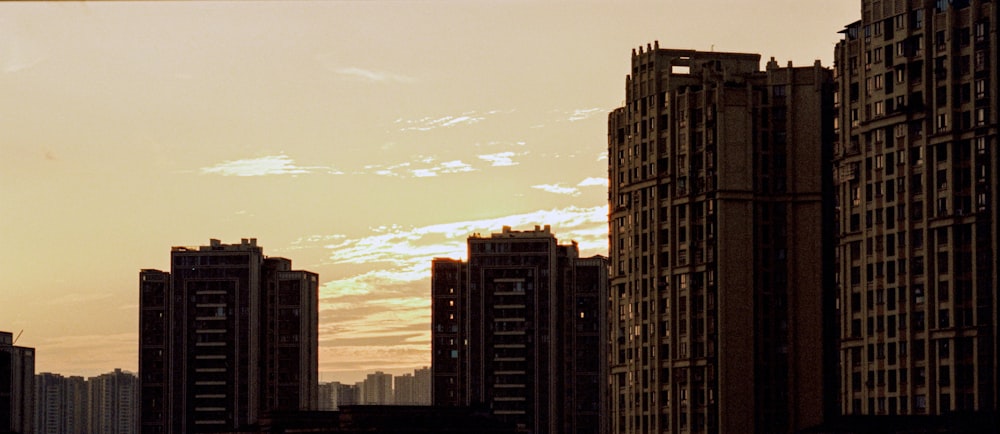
[200,154,332,177]
[567,107,605,122]
[304,205,608,381]
[577,177,608,187]
[532,183,580,196]
[366,158,475,178]
[332,66,415,83]
[396,112,488,132]
[317,204,608,296]
[477,151,526,167]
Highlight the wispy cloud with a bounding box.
[200,154,335,177]
[332,67,415,83]
[317,205,608,297]
[532,183,580,196]
[567,107,605,122]
[365,158,475,178]
[577,177,608,187]
[477,151,526,167]
[303,206,608,380]
[397,115,484,131]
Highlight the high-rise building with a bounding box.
[393,367,430,405]
[833,0,998,416]
[394,373,416,405]
[413,366,430,405]
[608,44,835,433]
[431,226,608,434]
[34,372,87,434]
[87,369,138,434]
[1,330,34,434]
[318,381,357,411]
[139,238,319,433]
[361,371,393,405]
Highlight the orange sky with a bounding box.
[0,0,858,383]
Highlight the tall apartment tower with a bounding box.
[361,371,394,405]
[1,331,34,434]
[87,369,138,434]
[833,0,998,416]
[608,44,835,434]
[431,226,608,434]
[139,238,318,433]
[34,373,87,434]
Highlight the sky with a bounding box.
[0,0,858,384]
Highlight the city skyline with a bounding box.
[0,1,858,383]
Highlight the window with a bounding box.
[913,10,924,29]
[875,101,885,116]
[895,14,906,30]
[936,114,949,132]
[975,108,987,127]
[874,74,884,90]
[974,21,988,42]
[975,79,987,99]
[974,51,986,70]
[874,47,883,63]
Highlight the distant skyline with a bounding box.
[1,1,857,383]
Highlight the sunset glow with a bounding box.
[0,0,858,383]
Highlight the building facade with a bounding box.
[608,44,835,433]
[1,331,34,434]
[361,372,393,405]
[139,238,318,433]
[393,367,431,405]
[88,369,138,434]
[34,373,87,434]
[318,381,357,411]
[833,0,998,416]
[431,226,608,434]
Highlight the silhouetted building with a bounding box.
[832,0,999,417]
[34,372,87,434]
[361,372,393,405]
[608,44,836,433]
[394,367,430,405]
[318,382,356,411]
[87,369,138,434]
[139,238,319,433]
[431,226,608,434]
[1,330,34,434]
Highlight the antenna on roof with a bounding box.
[13,329,23,345]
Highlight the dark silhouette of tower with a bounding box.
[608,43,836,433]
[431,226,607,434]
[833,0,999,417]
[139,238,318,433]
